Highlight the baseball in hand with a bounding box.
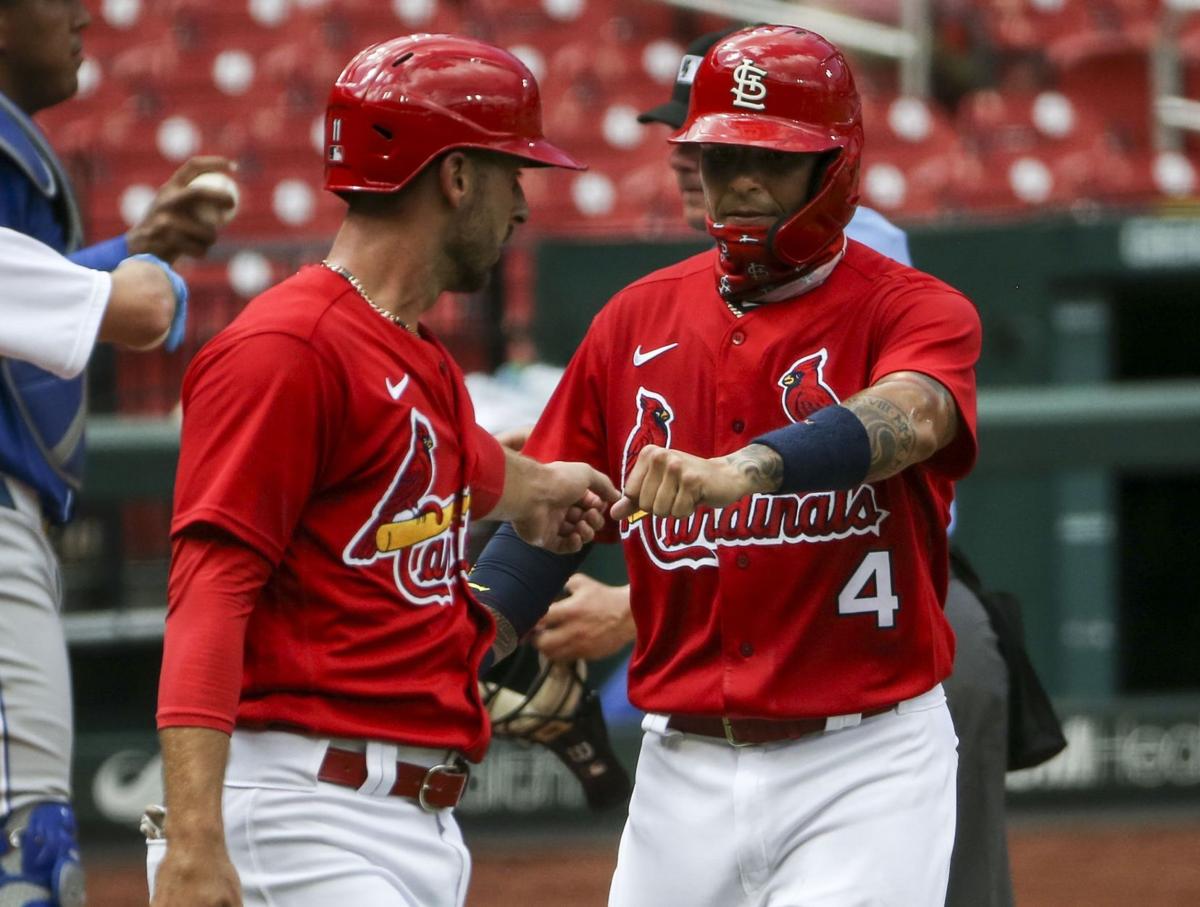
[186,171,240,226]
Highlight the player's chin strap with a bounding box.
[0,802,86,907]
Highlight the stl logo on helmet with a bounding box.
[730,59,769,110]
[343,409,464,606]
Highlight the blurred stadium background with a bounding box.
[35,0,1200,902]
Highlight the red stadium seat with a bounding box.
[1106,0,1160,47]
[957,87,1105,162]
[167,0,294,57]
[1050,143,1158,207]
[108,40,194,94]
[979,0,1132,54]
[524,149,671,237]
[868,95,959,153]
[1140,149,1200,202]
[957,89,1042,156]
[256,38,349,95]
[859,157,944,219]
[1050,32,1151,149]
[861,96,968,218]
[993,149,1078,210]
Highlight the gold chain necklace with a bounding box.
[321,260,418,334]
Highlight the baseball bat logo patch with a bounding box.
[343,409,463,606]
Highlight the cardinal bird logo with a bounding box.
[778,349,839,423]
[618,389,675,528]
[344,410,454,566]
[621,388,674,485]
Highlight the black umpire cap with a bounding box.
[637,26,744,129]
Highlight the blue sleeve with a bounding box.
[68,235,129,272]
[846,206,912,267]
[470,523,589,639]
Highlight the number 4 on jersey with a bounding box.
[837,551,899,628]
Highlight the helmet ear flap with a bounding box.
[768,134,862,269]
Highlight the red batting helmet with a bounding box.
[325,34,584,195]
[670,25,863,272]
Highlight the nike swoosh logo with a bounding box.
[633,342,678,367]
[386,375,410,400]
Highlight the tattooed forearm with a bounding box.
[846,394,917,479]
[724,444,784,494]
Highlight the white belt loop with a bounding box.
[357,741,399,797]
[641,713,675,736]
[824,712,864,732]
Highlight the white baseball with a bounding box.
[186,171,240,226]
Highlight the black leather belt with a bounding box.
[667,705,896,746]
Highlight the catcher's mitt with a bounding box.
[481,647,632,812]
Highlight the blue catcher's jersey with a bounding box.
[0,91,127,523]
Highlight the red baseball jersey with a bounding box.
[524,241,981,718]
[169,265,505,760]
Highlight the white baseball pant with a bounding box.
[608,684,958,907]
[147,729,472,906]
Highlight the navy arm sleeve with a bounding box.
[470,523,589,640]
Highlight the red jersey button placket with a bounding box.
[722,322,757,674]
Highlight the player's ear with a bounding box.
[436,151,473,210]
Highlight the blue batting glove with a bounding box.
[127,253,190,353]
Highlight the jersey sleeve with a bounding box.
[172,331,340,564]
[0,227,109,377]
[870,281,982,479]
[468,422,506,518]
